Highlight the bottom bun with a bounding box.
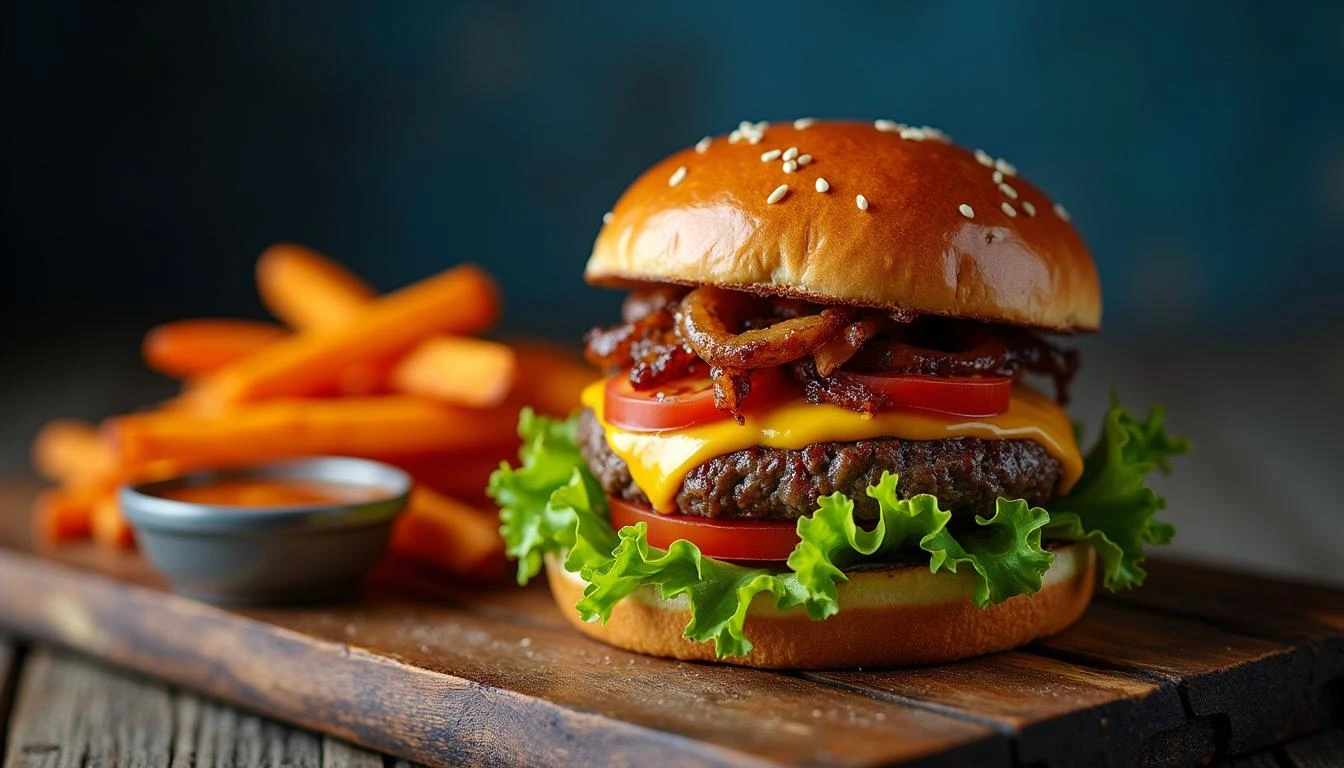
[545,543,1094,668]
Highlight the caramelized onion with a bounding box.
[677,287,851,370]
[709,366,751,423]
[812,316,893,377]
[586,289,1081,411]
[853,329,1009,378]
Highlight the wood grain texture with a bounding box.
[1,648,384,768]
[321,737,386,768]
[810,652,1186,767]
[0,637,17,762]
[3,647,173,768]
[1040,600,1337,756]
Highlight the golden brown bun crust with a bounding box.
[587,121,1101,331]
[545,543,1094,669]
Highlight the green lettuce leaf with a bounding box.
[577,527,804,658]
[487,397,1184,658]
[788,474,1053,616]
[488,408,593,583]
[1044,396,1189,590]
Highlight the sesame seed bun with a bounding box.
[544,543,1094,669]
[587,121,1101,331]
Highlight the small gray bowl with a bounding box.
[120,457,411,605]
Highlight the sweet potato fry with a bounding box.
[32,486,97,543]
[385,446,516,505]
[142,319,288,378]
[91,492,135,549]
[105,396,521,472]
[32,419,118,486]
[194,264,500,407]
[388,487,506,580]
[335,358,397,397]
[510,341,599,417]
[390,336,517,408]
[256,243,376,330]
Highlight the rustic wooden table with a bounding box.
[0,637,413,768]
[0,637,1339,768]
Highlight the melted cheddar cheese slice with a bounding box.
[581,379,1083,513]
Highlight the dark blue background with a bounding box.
[8,2,1343,341]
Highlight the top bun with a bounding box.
[586,120,1101,331]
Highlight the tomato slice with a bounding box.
[603,367,790,432]
[833,372,1012,417]
[608,497,801,562]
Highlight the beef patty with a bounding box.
[577,408,1062,520]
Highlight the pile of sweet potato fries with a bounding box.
[30,244,594,580]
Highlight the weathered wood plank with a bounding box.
[1037,601,1330,757]
[173,696,325,768]
[1281,727,1344,767]
[3,647,172,768]
[321,736,386,768]
[0,549,1006,768]
[0,635,17,759]
[169,696,201,768]
[810,650,1187,767]
[3,647,393,768]
[1115,559,1344,641]
[3,649,63,768]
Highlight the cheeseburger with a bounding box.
[490,119,1185,668]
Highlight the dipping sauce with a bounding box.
[152,478,392,508]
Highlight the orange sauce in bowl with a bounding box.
[153,479,391,508]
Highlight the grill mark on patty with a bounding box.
[576,408,1061,521]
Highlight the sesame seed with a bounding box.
[1001,201,1017,217]
[856,194,869,211]
[603,211,614,224]
[793,117,816,130]
[992,170,1004,184]
[695,136,711,154]
[959,203,974,219]
[767,184,790,204]
[782,160,798,173]
[815,177,830,193]
[922,126,951,143]
[668,166,687,187]
[732,120,768,146]
[974,149,994,167]
[998,183,1018,199]
[760,149,782,162]
[783,147,799,161]
[898,127,926,141]
[995,158,1017,176]
[1054,202,1071,221]
[874,119,902,133]
[797,154,812,166]
[1022,200,1037,217]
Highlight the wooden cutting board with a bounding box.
[0,479,1339,768]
